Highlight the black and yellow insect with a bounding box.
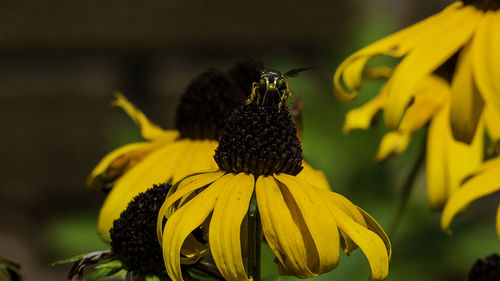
[246,62,313,110]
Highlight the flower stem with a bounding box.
[388,141,426,238]
[248,191,262,281]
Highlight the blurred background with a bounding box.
[1,0,499,280]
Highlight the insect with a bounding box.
[245,60,313,110]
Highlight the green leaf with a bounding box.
[51,253,94,266]
[81,267,121,281]
[94,260,122,270]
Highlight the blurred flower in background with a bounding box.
[334,0,500,212]
[90,67,248,234]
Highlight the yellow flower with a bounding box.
[158,104,391,281]
[334,1,500,145]
[90,69,247,234]
[334,0,500,210]
[91,68,332,235]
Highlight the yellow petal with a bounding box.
[362,66,393,80]
[450,42,485,144]
[472,11,500,117]
[333,2,463,101]
[343,88,387,132]
[297,162,331,190]
[384,6,482,129]
[209,173,254,281]
[275,174,340,274]
[98,140,190,234]
[256,176,315,278]
[162,174,229,281]
[485,106,500,145]
[478,157,500,174]
[356,207,392,260]
[441,163,500,234]
[86,142,158,191]
[97,142,187,233]
[447,121,483,197]
[157,171,225,242]
[316,190,366,227]
[170,140,218,183]
[182,140,219,179]
[426,102,483,211]
[315,189,367,256]
[376,131,411,161]
[321,194,389,280]
[426,107,449,210]
[112,92,178,141]
[376,75,449,161]
[399,75,449,133]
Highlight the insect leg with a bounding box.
[246,82,260,105]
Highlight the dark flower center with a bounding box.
[110,184,170,276]
[214,104,303,176]
[175,68,247,140]
[469,254,500,281]
[463,0,500,10]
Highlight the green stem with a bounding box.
[248,191,262,281]
[388,141,426,238]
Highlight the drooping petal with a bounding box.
[275,174,340,274]
[112,92,178,141]
[441,163,500,234]
[384,6,482,129]
[447,121,483,197]
[317,190,366,227]
[86,141,158,191]
[256,176,315,278]
[362,66,393,80]
[356,207,392,259]
[449,43,484,144]
[321,193,389,280]
[297,162,331,190]
[426,103,483,211]
[343,88,387,132]
[376,75,449,161]
[97,142,187,233]
[209,173,254,281]
[313,189,367,255]
[472,11,500,116]
[98,140,206,234]
[376,132,411,161]
[333,2,463,101]
[157,171,225,242]
[162,174,230,281]
[426,107,449,210]
[398,75,449,133]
